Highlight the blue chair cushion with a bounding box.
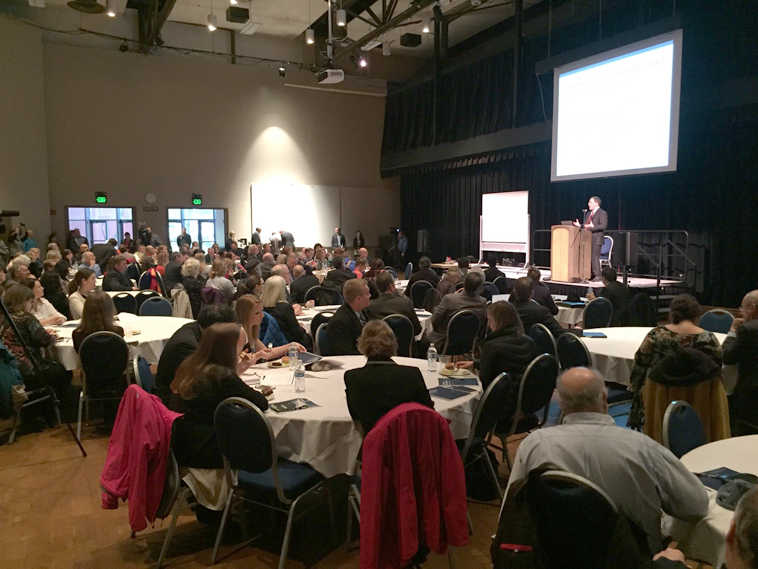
[238,459,323,499]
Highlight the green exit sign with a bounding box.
[95,192,107,204]
[192,193,203,206]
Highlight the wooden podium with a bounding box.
[550,225,591,282]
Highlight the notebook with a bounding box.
[429,386,474,400]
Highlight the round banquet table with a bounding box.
[581,327,728,386]
[52,313,193,371]
[663,435,758,566]
[240,355,482,478]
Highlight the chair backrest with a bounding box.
[529,323,558,360]
[492,275,509,294]
[305,286,342,306]
[214,397,287,503]
[79,331,129,395]
[125,262,141,282]
[309,311,335,338]
[600,235,614,258]
[404,262,413,278]
[626,292,657,326]
[137,271,153,291]
[583,297,613,329]
[382,314,414,357]
[138,296,173,316]
[132,355,155,393]
[315,322,334,356]
[155,450,181,519]
[112,293,137,314]
[528,470,620,569]
[699,309,734,334]
[556,333,592,369]
[507,354,559,435]
[135,290,159,311]
[482,281,499,302]
[460,372,511,461]
[442,309,481,355]
[662,400,706,458]
[410,280,434,309]
[385,267,398,280]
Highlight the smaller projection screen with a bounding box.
[480,191,529,261]
[551,30,683,182]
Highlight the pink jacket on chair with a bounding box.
[100,384,182,532]
[360,402,469,569]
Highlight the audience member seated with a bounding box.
[724,290,758,434]
[72,291,124,352]
[91,238,117,268]
[22,277,66,327]
[365,271,421,336]
[344,320,434,435]
[180,257,206,319]
[154,304,236,403]
[40,259,70,318]
[236,294,305,357]
[78,251,102,278]
[527,267,558,315]
[271,263,292,287]
[483,253,503,285]
[509,277,564,337]
[456,301,536,391]
[718,486,758,569]
[67,268,96,319]
[329,279,371,355]
[629,294,729,442]
[139,256,165,295]
[508,367,708,556]
[405,256,440,297]
[457,257,470,278]
[204,259,234,304]
[169,322,271,468]
[424,271,486,348]
[102,255,134,292]
[436,267,461,298]
[163,251,186,292]
[324,256,356,290]
[290,264,319,304]
[261,276,313,350]
[587,267,631,326]
[27,248,43,278]
[57,249,74,280]
[235,274,262,299]
[363,258,385,280]
[5,257,31,289]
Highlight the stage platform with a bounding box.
[496,266,685,292]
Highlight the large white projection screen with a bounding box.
[551,29,682,181]
[480,191,529,261]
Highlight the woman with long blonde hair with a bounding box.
[235,294,304,358]
[261,276,312,350]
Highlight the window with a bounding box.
[66,207,134,245]
[167,208,226,252]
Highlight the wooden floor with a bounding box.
[0,425,503,569]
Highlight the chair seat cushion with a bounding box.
[238,459,323,499]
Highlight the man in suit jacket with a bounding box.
[331,226,345,249]
[509,277,564,337]
[723,290,758,434]
[344,320,433,434]
[424,271,486,347]
[405,256,440,298]
[251,227,262,246]
[102,255,134,291]
[323,256,355,290]
[163,251,187,292]
[527,267,558,315]
[327,279,371,355]
[366,272,422,336]
[574,196,608,280]
[290,264,320,304]
[280,230,295,250]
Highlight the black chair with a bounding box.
[111,293,137,314]
[410,280,434,309]
[304,286,342,306]
[492,275,509,294]
[662,400,706,458]
[138,296,172,316]
[135,290,159,312]
[528,323,558,360]
[383,314,414,357]
[700,309,734,334]
[309,311,335,338]
[212,397,334,568]
[155,451,194,568]
[556,333,592,370]
[125,262,141,282]
[8,385,61,444]
[77,331,129,439]
[459,372,512,500]
[626,292,657,326]
[482,281,499,302]
[583,297,613,329]
[315,322,334,356]
[441,309,481,355]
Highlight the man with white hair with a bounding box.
[507,367,708,555]
[724,290,758,434]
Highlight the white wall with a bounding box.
[0,17,51,239]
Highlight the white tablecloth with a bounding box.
[663,435,758,566]
[240,355,481,477]
[581,327,728,386]
[52,313,193,370]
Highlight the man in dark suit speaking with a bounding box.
[574,195,608,281]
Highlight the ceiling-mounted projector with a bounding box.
[317,69,344,84]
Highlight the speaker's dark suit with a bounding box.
[584,207,608,278]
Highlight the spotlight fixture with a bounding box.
[336,8,346,27]
[358,55,367,68]
[305,28,315,45]
[422,18,431,34]
[229,0,238,4]
[207,13,218,31]
[382,42,391,56]
[278,64,286,78]
[106,0,116,17]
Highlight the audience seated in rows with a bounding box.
[507,366,708,556]
[509,277,564,338]
[72,291,124,352]
[363,258,385,280]
[527,267,558,315]
[405,256,440,297]
[344,320,433,435]
[67,268,96,319]
[22,276,66,327]
[425,271,486,348]
[324,256,356,290]
[483,253,503,285]
[234,274,262,300]
[629,293,729,443]
[436,266,461,297]
[365,272,421,336]
[204,259,235,304]
[261,276,312,350]
[102,255,134,292]
[290,264,319,304]
[328,278,371,355]
[724,290,758,434]
[78,251,102,278]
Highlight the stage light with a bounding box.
[229,0,238,4]
[305,28,315,45]
[278,64,286,77]
[336,8,346,27]
[358,55,367,68]
[207,13,218,31]
[106,0,116,17]
[422,19,431,33]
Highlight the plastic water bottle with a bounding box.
[288,343,297,368]
[427,345,438,372]
[294,360,306,393]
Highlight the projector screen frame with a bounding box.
[550,29,683,182]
